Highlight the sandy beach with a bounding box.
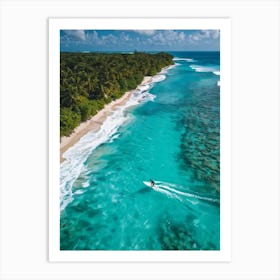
[60,76,153,163]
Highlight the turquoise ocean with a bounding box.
[60,51,220,250]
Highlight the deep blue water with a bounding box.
[60,51,220,250]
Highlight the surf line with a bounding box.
[60,65,177,212]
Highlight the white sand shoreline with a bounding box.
[60,75,153,162]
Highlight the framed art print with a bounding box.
[49,18,231,262]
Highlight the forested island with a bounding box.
[60,52,174,137]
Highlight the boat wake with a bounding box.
[153,181,219,205]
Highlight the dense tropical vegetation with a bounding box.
[60,52,174,137]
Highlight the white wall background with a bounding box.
[0,0,279,279]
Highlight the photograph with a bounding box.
[59,28,221,251]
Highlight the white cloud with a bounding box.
[63,30,86,41]
[61,29,219,51]
[189,30,220,43]
[120,32,130,41]
[101,34,118,45]
[178,32,186,41]
[134,30,156,36]
[200,30,211,39]
[211,30,220,39]
[189,34,200,42]
[149,32,166,44]
[86,30,99,41]
[147,30,187,46]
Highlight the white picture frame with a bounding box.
[49,17,231,262]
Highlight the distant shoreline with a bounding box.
[60,76,153,163]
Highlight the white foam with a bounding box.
[155,187,182,201]
[152,74,166,83]
[137,84,150,92]
[126,90,156,106]
[108,133,120,142]
[159,64,176,74]
[173,57,196,62]
[60,107,129,210]
[74,189,85,195]
[137,92,156,103]
[60,65,177,210]
[189,64,220,75]
[217,81,220,86]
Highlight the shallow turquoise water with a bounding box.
[60,52,220,250]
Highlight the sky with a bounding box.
[60,30,220,52]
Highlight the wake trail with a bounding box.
[155,181,219,204]
[156,188,182,201]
